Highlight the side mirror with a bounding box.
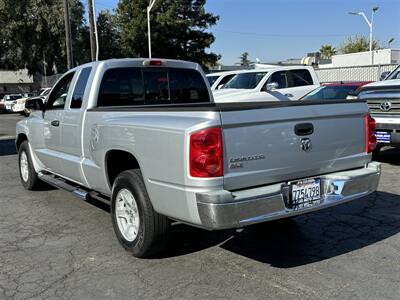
[380,71,390,81]
[265,82,279,91]
[217,84,224,90]
[25,98,44,111]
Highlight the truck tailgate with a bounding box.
[220,101,370,191]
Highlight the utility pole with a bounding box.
[63,0,73,69]
[88,0,96,61]
[147,0,156,58]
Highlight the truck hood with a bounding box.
[213,88,278,103]
[362,79,400,88]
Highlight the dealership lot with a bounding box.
[0,115,399,299]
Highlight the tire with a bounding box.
[110,169,169,258]
[18,141,41,190]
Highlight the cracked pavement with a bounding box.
[0,148,400,299]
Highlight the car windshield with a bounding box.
[207,75,219,86]
[386,66,400,80]
[302,85,358,100]
[222,72,268,89]
[6,95,21,101]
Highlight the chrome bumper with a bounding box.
[196,162,381,230]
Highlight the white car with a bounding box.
[213,66,320,103]
[11,93,35,113]
[206,70,241,91]
[1,94,23,112]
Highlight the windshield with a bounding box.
[223,72,268,89]
[302,85,358,100]
[386,66,400,80]
[207,75,219,86]
[5,95,21,101]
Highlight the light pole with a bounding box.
[349,6,379,64]
[147,0,156,58]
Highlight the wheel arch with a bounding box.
[16,133,28,150]
[105,149,142,189]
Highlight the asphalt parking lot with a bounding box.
[0,114,400,299]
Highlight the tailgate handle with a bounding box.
[294,123,314,136]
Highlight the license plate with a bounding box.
[375,131,391,144]
[291,178,321,209]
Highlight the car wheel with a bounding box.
[18,141,41,190]
[110,169,169,258]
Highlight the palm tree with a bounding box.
[319,45,337,59]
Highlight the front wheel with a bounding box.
[18,141,41,190]
[110,169,169,258]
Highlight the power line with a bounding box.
[214,29,360,38]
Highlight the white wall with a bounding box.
[0,70,33,84]
[329,49,400,67]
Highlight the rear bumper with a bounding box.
[196,162,381,230]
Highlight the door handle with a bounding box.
[284,93,294,97]
[294,123,314,136]
[51,120,60,127]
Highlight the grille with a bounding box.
[367,99,400,115]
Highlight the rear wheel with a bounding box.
[110,169,169,258]
[18,141,41,190]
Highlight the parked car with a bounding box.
[301,82,372,101]
[213,66,320,103]
[17,58,380,258]
[11,93,35,113]
[357,78,400,156]
[206,70,241,91]
[24,88,51,116]
[0,94,23,112]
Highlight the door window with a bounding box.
[46,73,75,110]
[71,67,92,109]
[267,71,288,89]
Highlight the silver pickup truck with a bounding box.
[17,58,381,257]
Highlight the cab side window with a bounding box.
[289,69,313,87]
[46,72,75,110]
[71,67,92,109]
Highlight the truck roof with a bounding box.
[69,58,202,73]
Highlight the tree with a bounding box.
[340,35,380,54]
[97,10,122,60]
[319,44,336,59]
[238,52,250,66]
[116,0,220,68]
[0,0,89,75]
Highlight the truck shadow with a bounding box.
[162,191,400,267]
[375,147,400,165]
[0,139,17,156]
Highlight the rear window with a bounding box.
[98,67,210,107]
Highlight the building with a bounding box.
[0,69,35,96]
[319,49,400,68]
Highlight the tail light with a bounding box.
[143,59,164,66]
[365,114,377,153]
[189,127,223,178]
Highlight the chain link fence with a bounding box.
[315,64,398,83]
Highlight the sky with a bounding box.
[91,0,400,65]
